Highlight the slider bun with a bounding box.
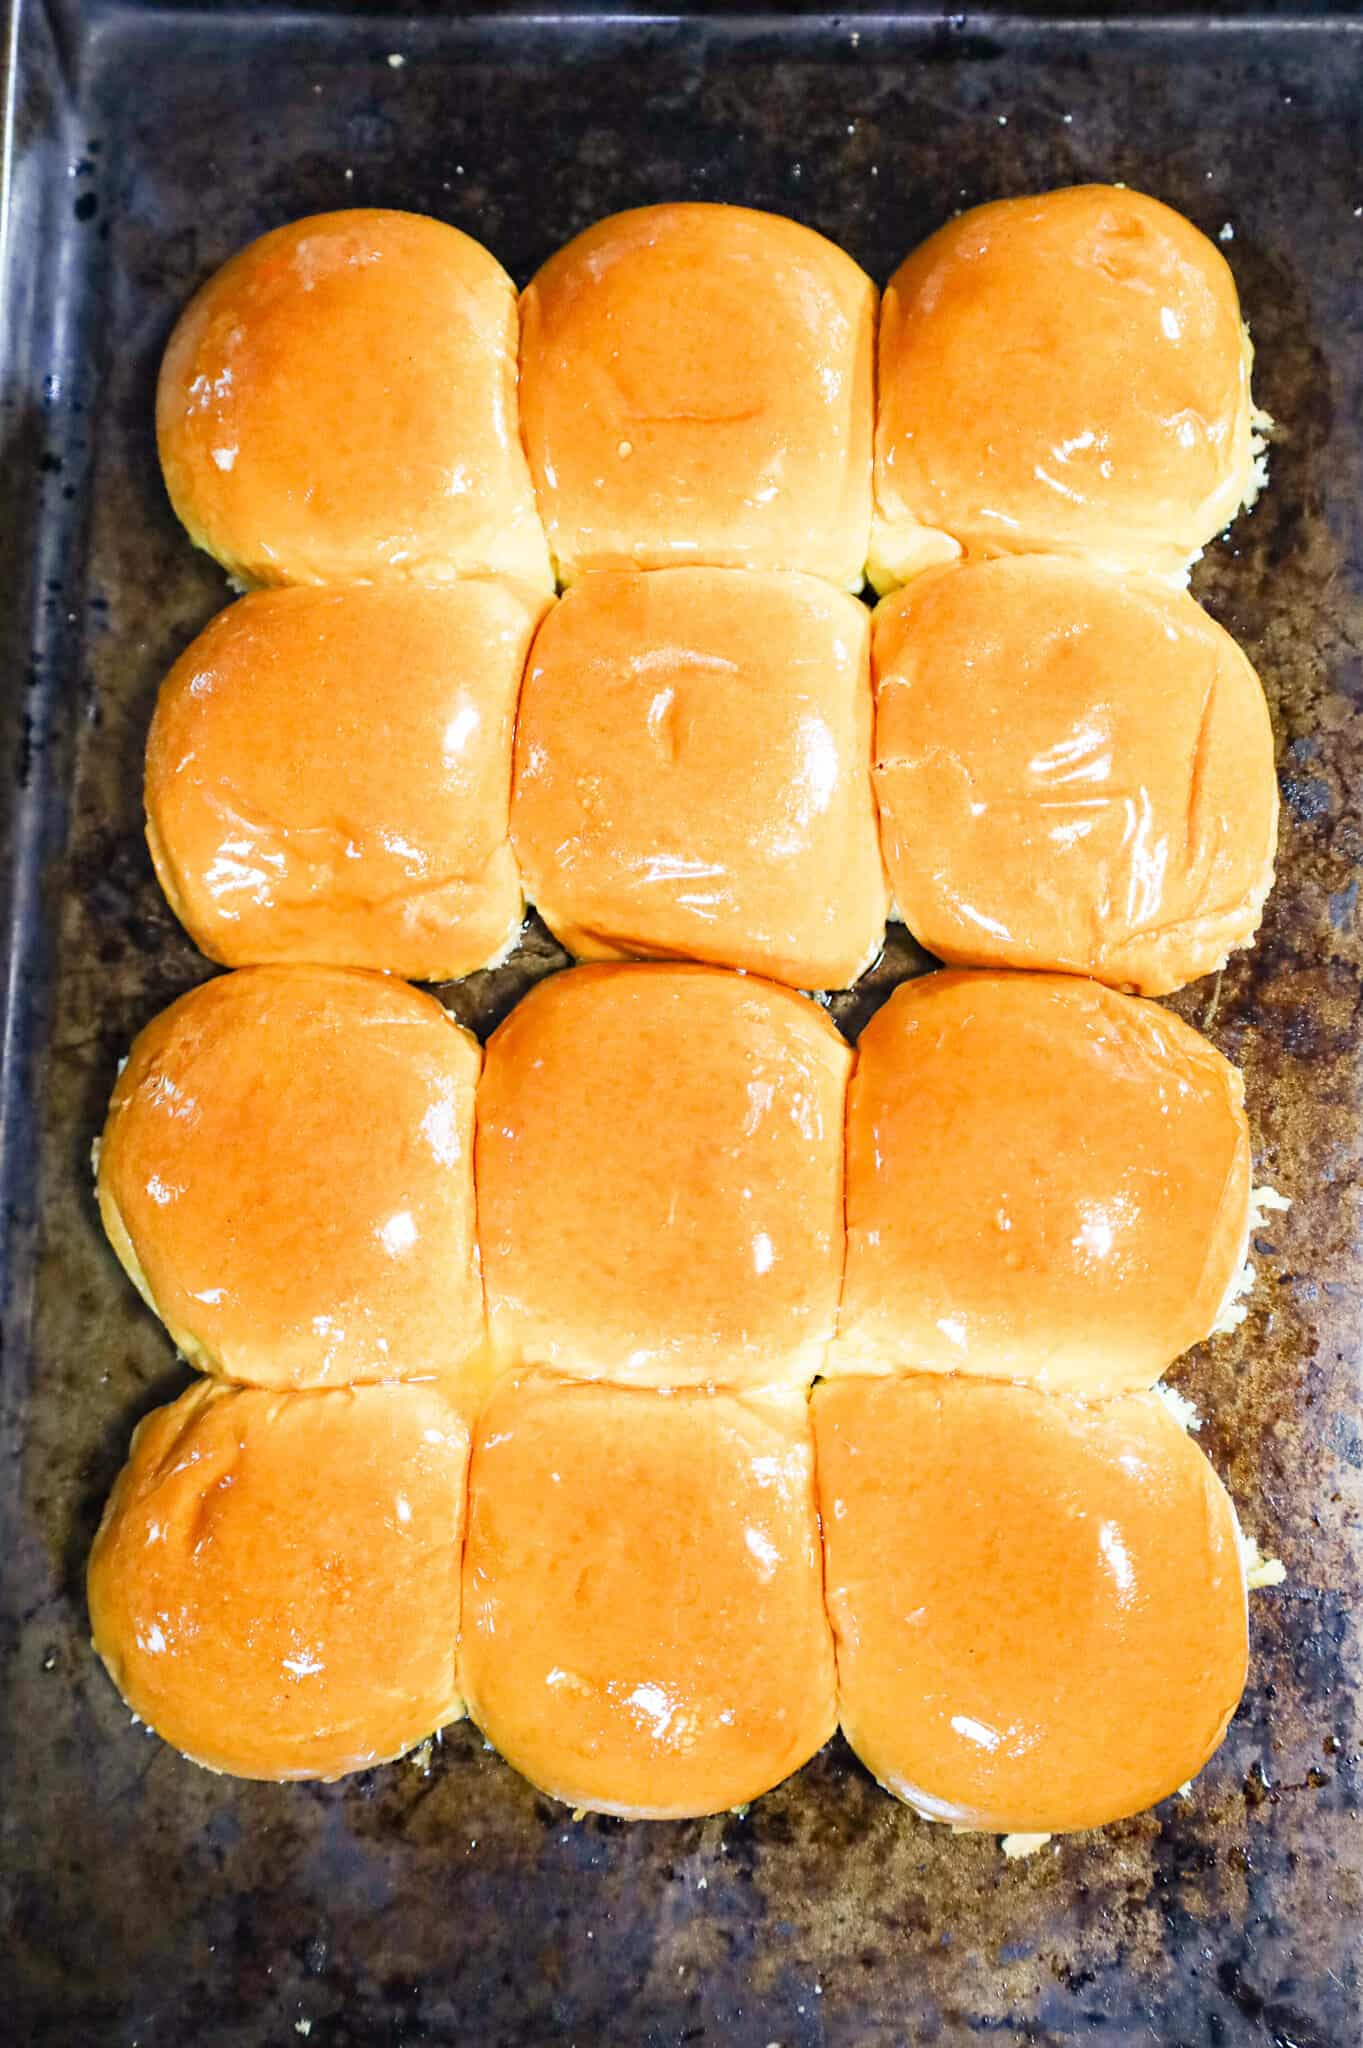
[832,970,1250,1393]
[872,186,1259,589]
[815,1376,1248,1833]
[157,209,552,590]
[88,1379,468,1781]
[475,964,850,1385]
[460,1372,836,1818]
[511,568,887,990]
[520,203,876,587]
[146,579,547,979]
[97,967,483,1388]
[873,558,1278,995]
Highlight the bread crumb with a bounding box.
[1241,1531,1287,1590]
[1218,222,1235,243]
[387,53,405,69]
[295,2025,312,2040]
[1001,1832,1052,1859]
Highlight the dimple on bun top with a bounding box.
[872,185,1261,590]
[519,203,876,588]
[157,209,553,590]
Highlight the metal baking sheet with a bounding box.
[2,4,1360,2042]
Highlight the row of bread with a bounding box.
[96,959,1264,1400]
[88,1361,1251,1829]
[157,188,1262,599]
[145,557,1277,997]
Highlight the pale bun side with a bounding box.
[511,568,887,991]
[872,557,1278,995]
[520,203,876,588]
[816,1376,1249,1834]
[88,1378,468,1781]
[459,1371,836,1818]
[831,969,1251,1393]
[145,579,548,980]
[97,966,484,1389]
[475,963,851,1387]
[872,186,1260,590]
[157,209,553,591]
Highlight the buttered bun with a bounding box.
[519,203,876,587]
[873,558,1277,994]
[97,967,483,1389]
[146,579,546,980]
[872,186,1261,589]
[157,209,552,590]
[511,568,887,990]
[815,1376,1248,1833]
[475,964,850,1386]
[460,1371,836,1818]
[832,970,1250,1393]
[88,1379,468,1780]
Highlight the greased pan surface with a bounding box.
[2,5,1360,2042]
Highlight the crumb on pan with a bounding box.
[1001,1832,1053,1859]
[1241,1531,1288,1590]
[1213,1185,1291,1334]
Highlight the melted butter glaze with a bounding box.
[88,1379,468,1780]
[833,969,1250,1393]
[816,1377,1248,1833]
[520,204,876,587]
[511,568,887,990]
[97,966,484,1388]
[872,186,1256,589]
[873,558,1278,994]
[475,963,851,1386]
[460,1372,836,1818]
[157,210,552,590]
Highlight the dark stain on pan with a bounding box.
[1,7,1360,2046]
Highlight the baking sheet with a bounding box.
[2,4,1361,2042]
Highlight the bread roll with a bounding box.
[815,1376,1248,1833]
[873,558,1277,994]
[88,1379,468,1780]
[460,1371,835,1817]
[520,203,875,587]
[146,580,547,979]
[97,967,483,1388]
[475,964,850,1385]
[872,186,1261,590]
[511,568,887,989]
[157,209,552,590]
[832,969,1250,1392]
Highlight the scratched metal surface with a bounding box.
[1,5,1360,2043]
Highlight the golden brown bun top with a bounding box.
[459,1371,836,1818]
[475,963,850,1386]
[145,579,546,981]
[97,966,483,1389]
[816,1376,1247,1832]
[157,209,552,590]
[520,203,876,587]
[873,186,1255,586]
[833,970,1250,1392]
[873,558,1278,995]
[510,568,886,990]
[88,1378,468,1781]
